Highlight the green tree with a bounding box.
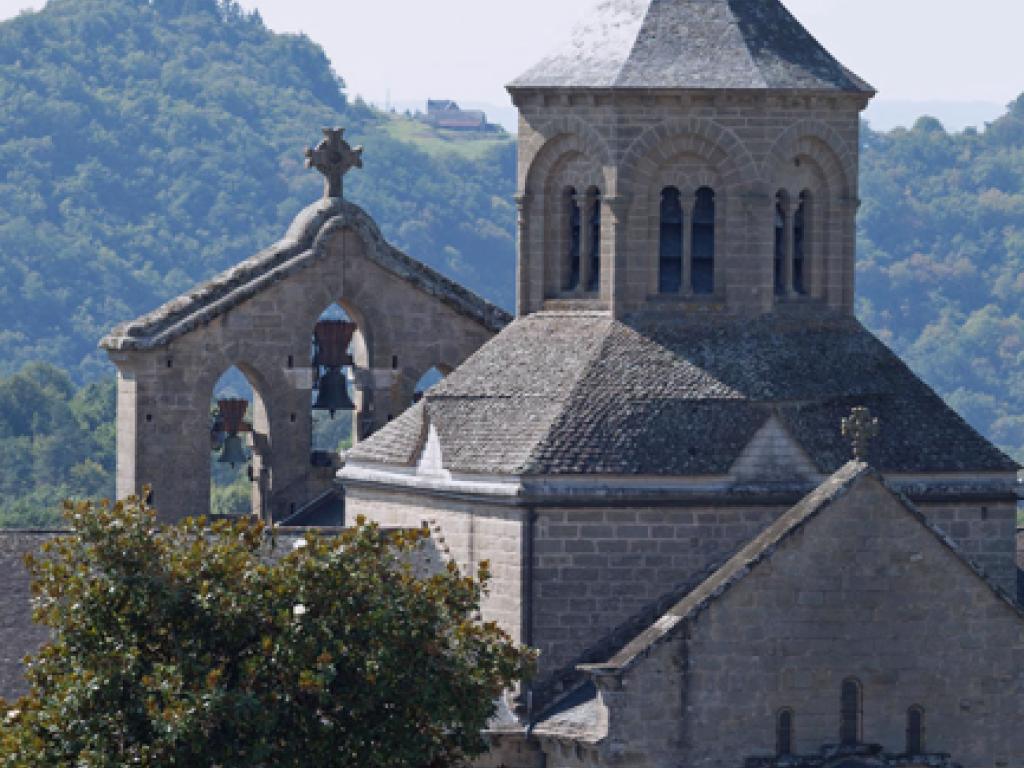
[0,497,534,766]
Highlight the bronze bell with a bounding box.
[313,367,355,418]
[218,434,249,468]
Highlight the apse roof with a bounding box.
[509,0,874,93]
[347,313,1018,477]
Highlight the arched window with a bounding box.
[793,190,809,295]
[413,366,445,404]
[774,191,788,295]
[659,187,683,293]
[776,709,794,756]
[565,188,581,290]
[840,679,862,746]
[691,187,715,294]
[906,706,925,754]
[586,188,601,291]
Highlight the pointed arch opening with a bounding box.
[585,186,602,292]
[840,678,863,746]
[659,186,683,294]
[906,705,925,754]
[311,303,359,462]
[564,186,581,291]
[776,708,795,756]
[691,186,715,294]
[209,366,255,518]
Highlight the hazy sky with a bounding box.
[2,0,1022,126]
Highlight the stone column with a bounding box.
[353,367,402,440]
[604,194,630,317]
[682,189,696,296]
[577,191,592,294]
[515,193,529,316]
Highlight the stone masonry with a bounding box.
[101,195,509,523]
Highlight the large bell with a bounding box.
[313,367,355,417]
[218,434,250,468]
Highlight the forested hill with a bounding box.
[858,99,1024,459]
[0,0,1019,528]
[0,0,516,381]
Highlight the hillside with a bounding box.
[858,99,1024,459]
[0,0,516,382]
[0,0,1019,526]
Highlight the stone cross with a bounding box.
[841,406,880,461]
[305,127,363,200]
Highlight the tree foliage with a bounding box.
[859,101,1024,459]
[0,364,114,528]
[0,0,515,382]
[0,499,534,766]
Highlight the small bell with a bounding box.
[218,434,250,468]
[313,367,355,417]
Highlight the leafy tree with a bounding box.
[0,498,534,766]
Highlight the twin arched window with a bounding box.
[774,189,810,296]
[658,186,715,295]
[564,187,601,292]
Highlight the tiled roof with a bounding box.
[348,313,1019,476]
[509,0,873,93]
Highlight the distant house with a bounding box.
[423,99,488,130]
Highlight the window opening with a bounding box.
[691,187,715,294]
[565,187,581,290]
[840,679,862,746]
[906,706,924,754]
[586,188,601,292]
[209,366,254,517]
[774,191,787,295]
[311,303,356,455]
[413,366,445,404]
[659,187,683,293]
[776,709,794,756]
[793,191,808,295]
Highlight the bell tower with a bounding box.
[507,0,874,318]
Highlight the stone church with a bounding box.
[1,0,1023,765]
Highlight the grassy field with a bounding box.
[381,114,513,161]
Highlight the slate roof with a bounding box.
[347,312,1019,476]
[100,198,510,352]
[509,0,874,93]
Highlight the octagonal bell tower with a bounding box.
[507,0,875,318]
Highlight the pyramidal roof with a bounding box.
[509,0,874,93]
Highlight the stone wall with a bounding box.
[593,477,1024,768]
[532,503,785,679]
[345,487,527,644]
[513,91,866,318]
[0,531,62,701]
[107,211,501,523]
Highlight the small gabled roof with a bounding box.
[584,462,1024,675]
[100,199,510,352]
[509,0,874,93]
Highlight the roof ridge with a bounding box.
[101,199,511,352]
[520,317,620,473]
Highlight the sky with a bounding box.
[1,0,1022,130]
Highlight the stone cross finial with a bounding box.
[305,127,363,200]
[841,406,879,461]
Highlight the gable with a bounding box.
[729,415,821,483]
